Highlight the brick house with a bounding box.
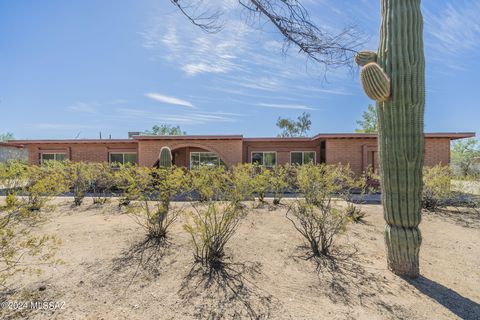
[6,132,474,175]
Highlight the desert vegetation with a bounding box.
[0,159,479,319]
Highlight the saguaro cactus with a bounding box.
[159,147,172,167]
[356,0,425,278]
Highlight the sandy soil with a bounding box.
[0,197,479,320]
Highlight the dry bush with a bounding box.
[287,200,350,258]
[345,203,366,223]
[183,202,242,270]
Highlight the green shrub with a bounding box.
[23,162,69,211]
[227,164,255,206]
[90,163,116,204]
[66,161,93,206]
[114,164,144,207]
[251,165,271,203]
[0,160,28,208]
[422,165,452,211]
[189,166,229,202]
[183,202,242,269]
[270,165,290,205]
[345,203,366,223]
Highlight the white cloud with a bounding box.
[257,103,316,111]
[425,2,480,55]
[145,93,195,108]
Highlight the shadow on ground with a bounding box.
[408,276,480,320]
[178,261,275,319]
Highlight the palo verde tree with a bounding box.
[355,0,425,277]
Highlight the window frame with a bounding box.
[108,152,138,166]
[40,152,67,164]
[250,151,277,167]
[189,151,222,169]
[290,151,316,165]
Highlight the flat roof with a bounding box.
[6,132,475,146]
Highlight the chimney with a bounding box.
[128,132,141,139]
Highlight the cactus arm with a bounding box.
[356,0,424,277]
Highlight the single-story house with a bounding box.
[0,141,28,163]
[6,132,475,175]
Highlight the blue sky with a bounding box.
[1,0,479,139]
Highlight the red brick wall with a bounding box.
[325,138,451,175]
[138,139,243,167]
[243,140,321,165]
[26,143,137,164]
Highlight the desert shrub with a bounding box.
[270,165,290,205]
[22,162,69,211]
[0,160,28,208]
[65,161,93,206]
[189,166,229,202]
[251,165,271,203]
[183,202,242,269]
[227,164,255,207]
[358,165,380,195]
[90,162,116,204]
[422,165,452,211]
[114,164,144,207]
[296,163,356,206]
[127,166,186,240]
[286,200,350,257]
[0,205,61,286]
[345,203,366,223]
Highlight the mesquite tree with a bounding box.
[169,0,424,277]
[356,0,424,278]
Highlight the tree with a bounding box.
[355,104,377,133]
[355,1,425,277]
[451,138,480,177]
[144,124,186,136]
[276,112,311,137]
[0,132,14,141]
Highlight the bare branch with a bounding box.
[169,0,364,69]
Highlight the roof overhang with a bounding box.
[311,132,475,141]
[7,139,136,146]
[132,135,243,141]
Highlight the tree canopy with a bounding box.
[276,112,311,137]
[0,132,14,141]
[355,104,377,133]
[144,125,186,136]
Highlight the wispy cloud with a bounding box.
[115,108,237,125]
[145,92,195,108]
[257,103,316,111]
[66,99,127,113]
[425,2,480,55]
[34,123,91,130]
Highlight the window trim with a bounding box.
[250,151,277,167]
[40,152,67,164]
[189,151,222,169]
[108,152,138,165]
[290,151,316,165]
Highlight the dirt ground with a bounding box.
[0,197,479,320]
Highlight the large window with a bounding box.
[109,152,137,165]
[251,152,276,167]
[41,153,67,163]
[190,152,223,168]
[290,151,316,165]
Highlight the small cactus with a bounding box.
[159,147,172,167]
[360,62,391,102]
[355,51,377,66]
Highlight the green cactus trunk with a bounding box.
[377,0,425,278]
[159,147,172,167]
[356,0,425,277]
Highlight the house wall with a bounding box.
[137,139,243,167]
[26,143,137,164]
[243,140,321,165]
[325,138,451,175]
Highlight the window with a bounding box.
[109,152,137,165]
[251,152,276,167]
[190,152,224,168]
[290,151,316,165]
[41,153,66,163]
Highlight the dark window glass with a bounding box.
[251,152,263,165]
[304,152,315,164]
[109,153,124,164]
[264,152,276,166]
[291,152,303,165]
[124,153,137,164]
